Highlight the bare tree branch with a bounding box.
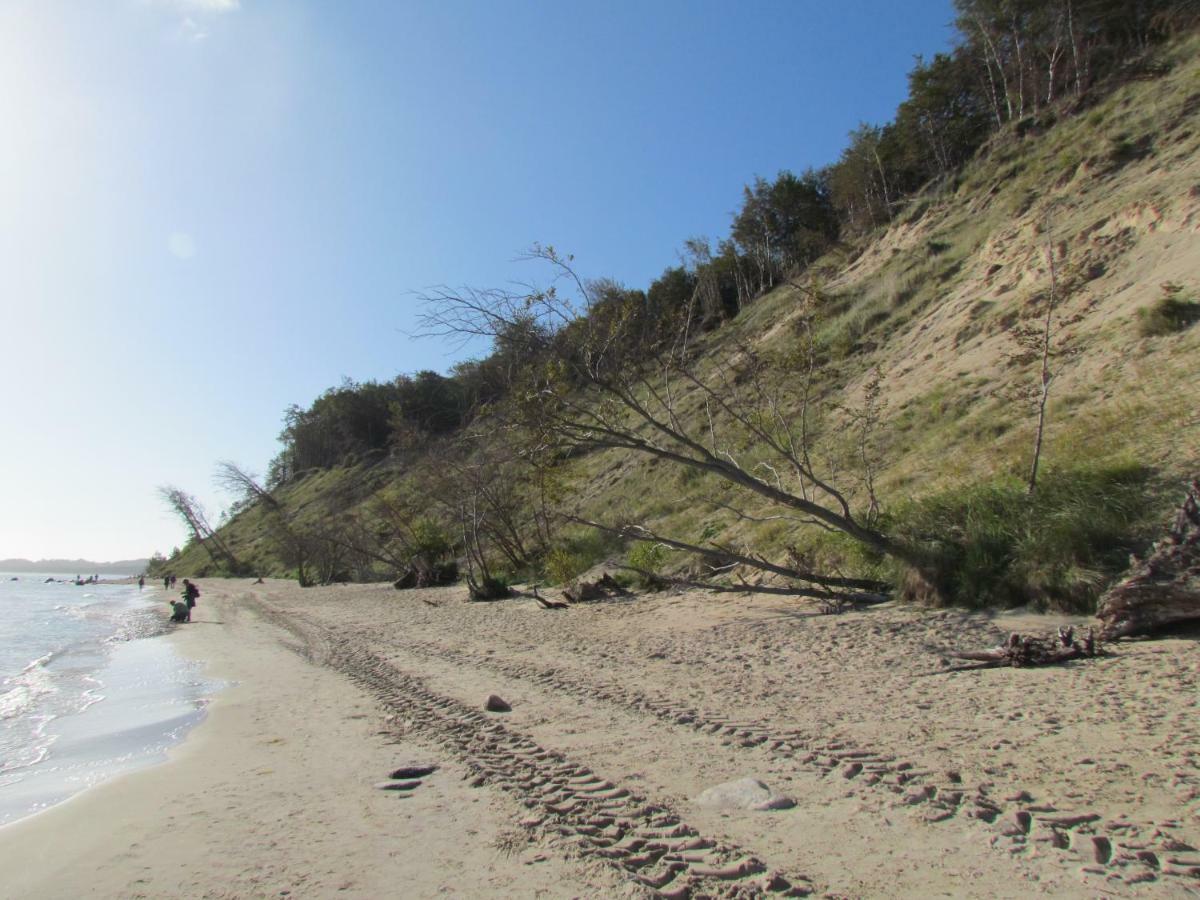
[157,485,238,570]
[412,246,927,592]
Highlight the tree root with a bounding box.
[1096,478,1200,639]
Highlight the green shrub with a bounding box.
[1137,283,1200,336]
[543,547,585,585]
[627,541,668,589]
[816,302,890,360]
[408,521,445,552]
[1055,148,1082,174]
[819,320,858,359]
[1106,133,1151,170]
[540,528,622,584]
[611,570,638,589]
[889,464,1157,612]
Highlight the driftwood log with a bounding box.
[1096,478,1200,639]
[946,626,1098,668]
[562,573,626,604]
[532,586,569,610]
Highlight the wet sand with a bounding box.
[0,583,608,898]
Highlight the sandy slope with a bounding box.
[2,578,1197,898]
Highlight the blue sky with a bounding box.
[0,0,956,561]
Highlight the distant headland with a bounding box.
[0,558,149,574]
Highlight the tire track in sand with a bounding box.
[255,601,816,899]
[383,633,1200,889]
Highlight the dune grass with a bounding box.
[887,463,1161,612]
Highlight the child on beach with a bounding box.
[182,579,200,623]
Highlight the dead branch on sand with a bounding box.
[531,586,569,610]
[945,626,1099,669]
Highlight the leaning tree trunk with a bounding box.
[1096,479,1200,639]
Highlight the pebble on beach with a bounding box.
[485,694,511,712]
[390,764,438,780]
[694,777,796,812]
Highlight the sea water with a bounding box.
[0,573,219,826]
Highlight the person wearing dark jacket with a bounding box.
[181,579,200,623]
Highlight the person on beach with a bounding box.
[163,575,170,590]
[170,599,189,623]
[138,575,145,591]
[182,579,200,623]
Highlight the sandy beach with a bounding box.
[1,578,1197,898]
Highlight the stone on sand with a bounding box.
[485,694,511,712]
[374,779,422,791]
[390,763,438,780]
[694,777,796,811]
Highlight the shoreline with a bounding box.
[0,580,212,828]
[2,577,1197,897]
[0,594,237,895]
[0,581,600,899]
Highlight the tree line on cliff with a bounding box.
[266,1,1196,484]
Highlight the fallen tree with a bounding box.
[531,586,569,609]
[571,517,891,605]
[1097,478,1200,639]
[415,248,926,597]
[158,484,240,572]
[216,461,326,584]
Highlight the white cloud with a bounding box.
[168,232,197,260]
[178,17,208,40]
[165,0,240,11]
[143,0,240,18]
[146,0,238,42]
